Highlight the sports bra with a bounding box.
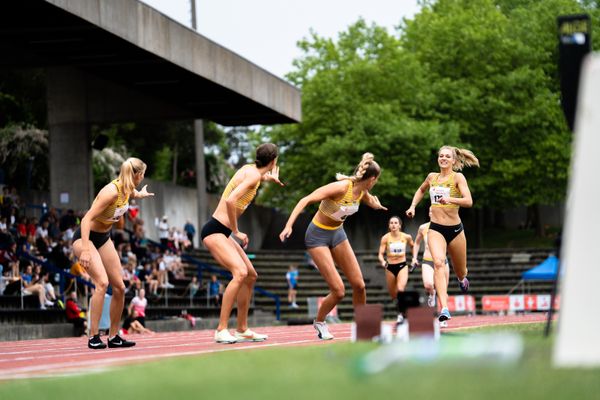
[221,168,261,210]
[318,180,363,222]
[94,180,129,226]
[430,172,461,208]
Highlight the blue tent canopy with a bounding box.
[522,255,559,281]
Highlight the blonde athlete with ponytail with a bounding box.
[73,157,154,349]
[280,153,387,340]
[405,146,479,323]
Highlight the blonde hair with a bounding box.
[118,157,146,196]
[439,146,480,171]
[336,153,381,182]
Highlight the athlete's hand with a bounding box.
[380,261,387,268]
[438,196,451,205]
[234,231,249,249]
[265,166,285,187]
[406,206,416,218]
[409,261,419,273]
[371,195,388,211]
[79,249,91,269]
[137,185,155,198]
[279,226,292,243]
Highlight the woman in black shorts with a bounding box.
[377,216,414,323]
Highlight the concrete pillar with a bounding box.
[194,119,208,246]
[46,67,93,212]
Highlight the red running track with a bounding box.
[0,313,549,380]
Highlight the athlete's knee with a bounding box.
[331,284,345,300]
[351,279,366,293]
[433,258,446,270]
[95,279,109,293]
[232,267,248,282]
[245,269,258,283]
[423,281,434,291]
[112,282,126,297]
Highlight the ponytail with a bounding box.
[336,153,381,182]
[440,146,479,171]
[118,157,146,197]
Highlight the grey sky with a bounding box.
[141,0,421,79]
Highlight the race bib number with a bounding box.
[108,204,128,222]
[430,186,450,205]
[330,204,359,221]
[389,241,405,255]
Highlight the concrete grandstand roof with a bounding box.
[0,0,301,125]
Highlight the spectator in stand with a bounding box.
[41,271,58,304]
[126,199,139,227]
[286,265,299,309]
[157,215,169,248]
[122,308,153,335]
[128,288,148,327]
[167,227,178,251]
[183,275,200,298]
[40,207,60,241]
[147,263,160,296]
[35,220,51,255]
[65,291,87,336]
[183,221,196,249]
[21,263,53,309]
[0,216,7,233]
[26,218,37,238]
[59,209,78,246]
[208,274,223,307]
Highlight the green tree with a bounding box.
[0,124,49,192]
[402,0,582,234]
[264,20,455,209]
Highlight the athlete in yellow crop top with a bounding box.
[201,143,283,344]
[73,157,153,349]
[377,216,414,324]
[279,153,387,340]
[406,146,479,323]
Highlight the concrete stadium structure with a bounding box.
[0,0,301,228]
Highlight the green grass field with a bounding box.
[1,323,598,400]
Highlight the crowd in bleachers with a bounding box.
[0,185,214,336]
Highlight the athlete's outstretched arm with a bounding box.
[406,173,435,218]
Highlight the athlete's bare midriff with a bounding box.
[431,206,461,226]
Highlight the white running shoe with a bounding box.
[234,329,268,342]
[427,291,436,308]
[313,320,334,340]
[214,329,238,344]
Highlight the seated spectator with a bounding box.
[129,288,148,327]
[65,291,87,337]
[183,275,200,298]
[208,275,223,307]
[41,272,58,304]
[122,308,153,335]
[35,220,51,256]
[147,263,160,296]
[21,263,53,309]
